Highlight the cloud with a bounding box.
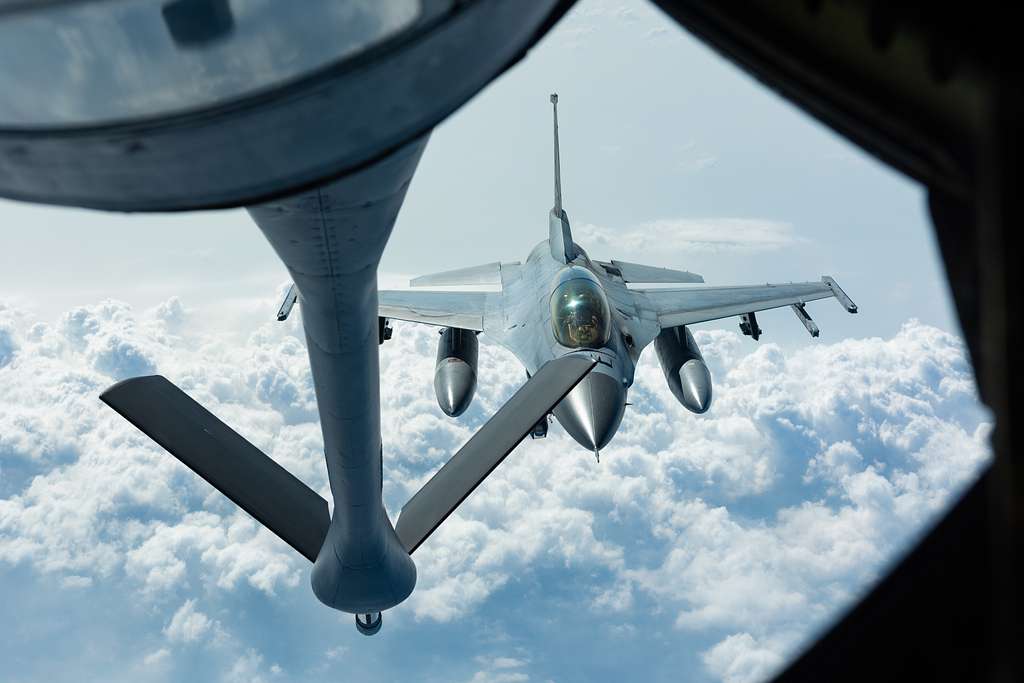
[0,297,989,682]
[703,633,786,683]
[164,599,216,644]
[143,647,172,667]
[0,299,314,596]
[468,655,531,683]
[468,671,529,683]
[59,300,158,379]
[0,306,17,368]
[378,318,988,674]
[152,296,189,332]
[223,649,282,683]
[60,574,93,589]
[575,218,802,257]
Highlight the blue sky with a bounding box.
[0,2,990,682]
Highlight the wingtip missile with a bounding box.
[822,276,858,313]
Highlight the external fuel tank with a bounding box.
[434,327,479,417]
[654,326,712,414]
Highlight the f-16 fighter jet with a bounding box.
[374,94,859,459]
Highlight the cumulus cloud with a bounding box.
[143,647,172,667]
[60,300,158,379]
[152,296,189,332]
[379,318,988,676]
[575,218,802,257]
[164,599,216,644]
[0,298,316,597]
[0,305,18,368]
[0,296,990,682]
[223,648,282,683]
[703,633,786,683]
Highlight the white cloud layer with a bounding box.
[0,297,989,682]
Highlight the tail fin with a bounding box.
[549,93,576,263]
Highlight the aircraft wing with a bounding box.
[637,276,857,328]
[378,290,491,331]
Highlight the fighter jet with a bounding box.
[373,94,859,458]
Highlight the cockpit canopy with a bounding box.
[549,269,612,349]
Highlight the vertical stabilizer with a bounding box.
[549,93,576,263]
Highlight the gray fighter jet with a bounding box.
[375,94,859,458]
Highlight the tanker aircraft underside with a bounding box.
[362,94,859,458]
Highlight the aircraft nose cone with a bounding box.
[678,359,712,414]
[552,371,627,452]
[433,358,476,417]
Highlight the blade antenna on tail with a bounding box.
[552,92,563,214]
[548,93,576,263]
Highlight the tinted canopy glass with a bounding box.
[550,277,611,349]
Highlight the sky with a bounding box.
[0,1,991,682]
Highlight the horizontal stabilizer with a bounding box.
[410,262,518,288]
[379,290,489,331]
[598,259,704,284]
[396,354,597,553]
[100,376,330,562]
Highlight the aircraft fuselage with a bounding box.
[481,238,658,455]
